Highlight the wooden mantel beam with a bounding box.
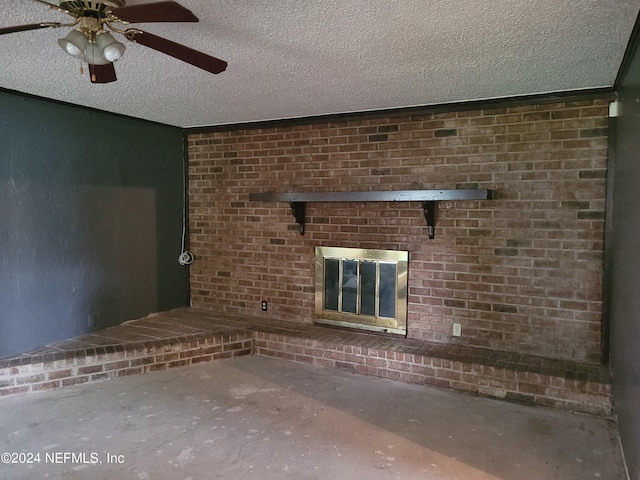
[248,189,491,238]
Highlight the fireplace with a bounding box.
[315,247,408,335]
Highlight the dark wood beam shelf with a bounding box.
[248,189,491,238]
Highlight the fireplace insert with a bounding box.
[315,247,408,335]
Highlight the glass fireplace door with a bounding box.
[315,247,407,335]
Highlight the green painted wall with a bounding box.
[611,37,640,480]
[0,91,188,357]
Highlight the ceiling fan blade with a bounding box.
[110,1,198,23]
[89,63,117,84]
[127,30,227,74]
[0,22,61,35]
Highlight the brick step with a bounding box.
[253,329,612,416]
[0,330,253,397]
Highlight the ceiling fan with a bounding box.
[0,0,227,83]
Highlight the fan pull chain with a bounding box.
[79,61,84,75]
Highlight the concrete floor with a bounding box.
[0,356,625,480]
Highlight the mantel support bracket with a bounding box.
[422,201,435,239]
[290,202,306,235]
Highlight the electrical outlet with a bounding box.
[452,323,462,337]
[261,301,268,311]
[0,227,7,244]
[88,314,97,330]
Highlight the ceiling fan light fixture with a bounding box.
[96,31,126,62]
[57,29,89,59]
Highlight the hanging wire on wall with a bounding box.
[178,139,193,266]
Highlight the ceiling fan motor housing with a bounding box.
[59,1,126,19]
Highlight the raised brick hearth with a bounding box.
[0,308,611,417]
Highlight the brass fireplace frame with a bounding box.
[315,247,408,335]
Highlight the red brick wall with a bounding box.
[187,98,609,363]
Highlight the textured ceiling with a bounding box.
[1,0,639,128]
